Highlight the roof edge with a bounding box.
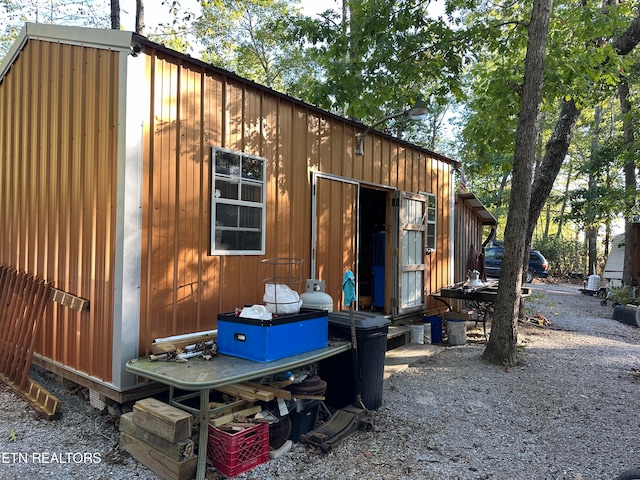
[0,23,461,168]
[457,192,498,226]
[132,33,462,168]
[1,23,133,82]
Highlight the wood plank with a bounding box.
[222,383,274,401]
[119,413,195,461]
[149,332,218,355]
[0,373,61,420]
[241,381,292,400]
[210,405,262,427]
[214,385,260,403]
[291,394,325,401]
[132,398,193,442]
[119,432,197,480]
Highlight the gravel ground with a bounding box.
[1,280,640,479]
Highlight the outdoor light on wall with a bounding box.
[355,102,429,156]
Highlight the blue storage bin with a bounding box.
[217,309,328,362]
[426,315,443,344]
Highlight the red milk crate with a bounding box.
[207,422,269,477]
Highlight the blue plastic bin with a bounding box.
[217,309,328,362]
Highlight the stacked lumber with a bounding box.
[119,397,197,480]
[215,381,324,404]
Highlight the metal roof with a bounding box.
[0,22,461,169]
[457,192,498,225]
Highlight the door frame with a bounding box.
[312,172,425,318]
[310,173,359,310]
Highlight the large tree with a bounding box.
[1,0,111,57]
[525,8,640,271]
[111,0,119,29]
[484,5,640,364]
[482,0,553,366]
[618,75,638,286]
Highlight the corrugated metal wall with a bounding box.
[454,196,487,283]
[1,36,456,384]
[139,47,454,351]
[0,40,119,381]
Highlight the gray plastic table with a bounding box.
[125,340,351,480]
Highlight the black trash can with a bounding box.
[288,400,321,442]
[320,311,390,410]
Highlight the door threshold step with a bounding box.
[383,343,443,380]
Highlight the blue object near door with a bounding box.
[428,315,443,344]
[372,232,385,308]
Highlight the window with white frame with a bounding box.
[211,147,266,255]
[425,193,437,251]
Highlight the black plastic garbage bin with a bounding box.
[320,311,390,410]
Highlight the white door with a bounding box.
[396,191,428,317]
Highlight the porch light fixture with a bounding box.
[355,102,428,156]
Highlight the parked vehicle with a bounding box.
[484,243,549,283]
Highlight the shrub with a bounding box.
[533,237,584,278]
[609,285,637,305]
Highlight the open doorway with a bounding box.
[358,187,389,312]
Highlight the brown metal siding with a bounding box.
[455,195,486,283]
[314,177,358,306]
[136,47,454,352]
[0,40,118,381]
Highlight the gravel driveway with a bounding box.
[1,280,639,479]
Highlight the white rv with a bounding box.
[603,234,625,287]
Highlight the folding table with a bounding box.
[125,340,351,480]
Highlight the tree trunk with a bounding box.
[495,172,509,208]
[111,0,120,30]
[526,9,640,250]
[544,202,551,238]
[483,0,552,366]
[619,78,636,286]
[136,0,145,35]
[556,160,573,238]
[587,106,602,272]
[526,99,580,245]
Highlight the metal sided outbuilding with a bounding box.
[0,23,460,401]
[454,192,498,284]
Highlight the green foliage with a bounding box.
[609,285,637,305]
[534,236,585,276]
[290,0,466,129]
[7,429,18,441]
[193,0,309,91]
[456,0,638,177]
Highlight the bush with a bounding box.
[609,285,637,305]
[533,237,584,278]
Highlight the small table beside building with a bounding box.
[125,340,351,480]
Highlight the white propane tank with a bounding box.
[300,279,334,312]
[587,264,601,291]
